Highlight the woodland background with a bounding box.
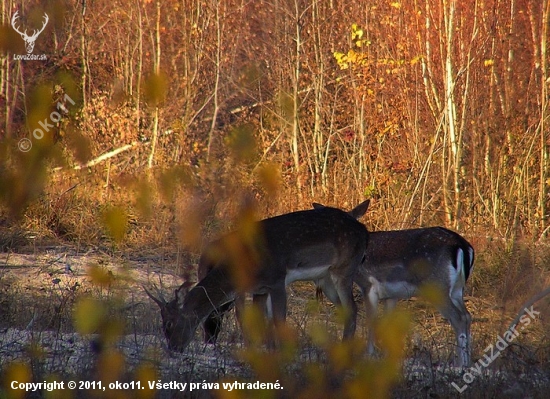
[0,0,548,238]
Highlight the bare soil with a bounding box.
[1,245,549,398]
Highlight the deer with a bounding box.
[145,200,370,352]
[11,11,49,54]
[312,203,474,367]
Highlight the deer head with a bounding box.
[11,11,49,54]
[144,283,198,351]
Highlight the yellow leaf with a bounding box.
[240,306,267,346]
[97,350,125,383]
[375,309,411,361]
[328,338,365,372]
[73,296,105,334]
[4,362,31,399]
[347,49,358,63]
[102,206,128,243]
[134,364,158,399]
[410,55,422,65]
[142,71,168,106]
[309,323,329,346]
[418,282,445,307]
[88,264,115,286]
[136,180,152,218]
[225,123,257,162]
[353,29,364,40]
[257,162,281,195]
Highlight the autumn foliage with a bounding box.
[0,0,549,396]
[0,0,547,239]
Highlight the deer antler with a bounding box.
[11,11,26,37]
[29,13,49,40]
[143,285,167,308]
[11,11,49,54]
[11,11,49,39]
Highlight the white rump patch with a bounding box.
[449,248,466,305]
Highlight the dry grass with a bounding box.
[1,162,550,398]
[1,235,549,398]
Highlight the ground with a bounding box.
[1,244,549,398]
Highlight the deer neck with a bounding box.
[181,266,237,323]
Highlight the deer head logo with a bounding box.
[11,11,49,54]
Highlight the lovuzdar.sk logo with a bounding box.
[11,10,49,60]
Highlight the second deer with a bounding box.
[313,203,474,367]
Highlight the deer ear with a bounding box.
[312,202,325,210]
[349,199,370,219]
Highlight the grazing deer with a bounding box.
[313,203,474,367]
[146,200,370,352]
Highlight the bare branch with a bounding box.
[52,141,142,172]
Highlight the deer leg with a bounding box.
[232,293,275,346]
[229,294,249,343]
[451,290,472,367]
[202,301,235,344]
[364,281,379,355]
[438,292,471,367]
[384,298,398,313]
[203,311,222,344]
[330,273,357,340]
[269,283,287,324]
[253,292,271,319]
[315,276,342,306]
[265,283,287,348]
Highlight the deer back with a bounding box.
[358,227,474,297]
